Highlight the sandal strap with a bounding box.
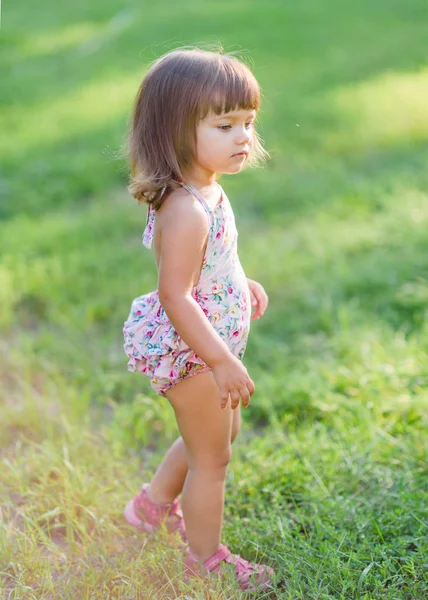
[185,544,274,590]
[211,546,271,581]
[232,555,257,580]
[203,544,231,572]
[134,485,180,525]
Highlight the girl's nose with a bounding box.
[235,126,251,145]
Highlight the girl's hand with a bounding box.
[247,278,269,320]
[212,355,255,410]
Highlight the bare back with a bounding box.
[153,187,210,291]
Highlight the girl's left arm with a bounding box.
[247,278,269,321]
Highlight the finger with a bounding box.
[229,390,240,410]
[253,288,268,317]
[252,305,262,320]
[253,295,269,319]
[247,379,255,396]
[220,391,229,409]
[258,292,269,314]
[239,386,250,408]
[261,292,269,313]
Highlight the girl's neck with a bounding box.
[185,165,217,189]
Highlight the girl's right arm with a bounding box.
[156,190,255,409]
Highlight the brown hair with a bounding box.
[125,47,268,210]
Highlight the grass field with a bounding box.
[1,0,427,598]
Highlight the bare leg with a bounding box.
[149,403,241,505]
[161,370,237,561]
[148,436,188,504]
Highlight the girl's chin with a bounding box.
[218,163,246,175]
[226,165,245,174]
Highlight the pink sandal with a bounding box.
[124,483,187,542]
[184,543,275,592]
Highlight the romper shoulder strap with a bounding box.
[142,204,155,249]
[176,181,214,221]
[142,182,215,250]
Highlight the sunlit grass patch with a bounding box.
[323,68,428,153]
[19,23,103,58]
[0,348,266,599]
[0,73,137,156]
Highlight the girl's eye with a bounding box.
[218,122,254,131]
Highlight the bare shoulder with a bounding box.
[157,187,209,237]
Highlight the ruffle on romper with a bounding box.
[123,290,207,383]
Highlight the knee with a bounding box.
[188,447,232,472]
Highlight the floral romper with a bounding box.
[123,181,252,396]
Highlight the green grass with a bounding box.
[1,0,427,597]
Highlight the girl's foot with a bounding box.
[184,543,275,592]
[124,483,187,542]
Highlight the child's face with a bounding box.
[194,108,256,177]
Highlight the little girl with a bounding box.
[122,47,274,592]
